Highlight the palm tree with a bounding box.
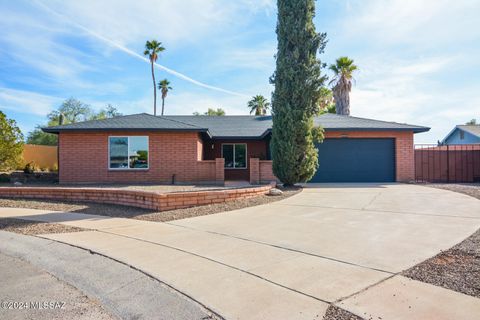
[329,56,358,115]
[248,95,270,115]
[144,40,165,116]
[158,79,172,116]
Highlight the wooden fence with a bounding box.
[414,144,480,183]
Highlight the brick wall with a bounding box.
[249,158,260,184]
[0,185,272,211]
[324,130,415,182]
[250,159,277,184]
[259,160,277,183]
[58,131,220,184]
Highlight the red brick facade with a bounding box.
[57,130,415,184]
[58,131,220,184]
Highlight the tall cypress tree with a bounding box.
[270,0,327,186]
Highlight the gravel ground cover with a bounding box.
[403,228,480,298]
[0,182,237,193]
[0,218,87,235]
[403,183,480,298]
[424,183,480,200]
[0,187,300,222]
[323,305,363,320]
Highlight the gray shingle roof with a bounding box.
[43,113,207,133]
[457,125,480,138]
[43,113,429,137]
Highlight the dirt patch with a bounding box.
[0,218,86,235]
[323,305,364,320]
[0,187,300,222]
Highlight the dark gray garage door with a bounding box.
[309,138,395,182]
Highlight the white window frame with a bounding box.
[221,143,247,169]
[108,136,149,170]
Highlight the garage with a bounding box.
[309,138,396,182]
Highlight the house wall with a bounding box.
[58,131,219,184]
[324,130,415,182]
[444,129,480,145]
[58,129,416,184]
[203,139,269,181]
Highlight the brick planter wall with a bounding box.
[0,185,273,211]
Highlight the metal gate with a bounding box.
[414,144,480,182]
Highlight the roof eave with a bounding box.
[324,127,430,133]
[41,127,210,135]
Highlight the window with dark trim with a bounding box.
[109,136,149,169]
[460,131,465,140]
[222,144,247,168]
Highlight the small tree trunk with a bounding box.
[151,61,156,116]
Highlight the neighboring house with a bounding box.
[42,113,429,184]
[441,125,480,145]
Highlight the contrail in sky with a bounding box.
[33,0,249,97]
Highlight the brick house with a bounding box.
[42,113,429,184]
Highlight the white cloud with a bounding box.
[0,88,61,116]
[341,0,480,46]
[349,55,480,143]
[325,0,480,144]
[28,0,251,96]
[212,44,276,72]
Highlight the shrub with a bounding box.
[24,162,36,174]
[0,111,24,171]
[0,173,10,183]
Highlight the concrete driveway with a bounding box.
[1,183,480,319]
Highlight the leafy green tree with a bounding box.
[0,111,24,171]
[248,95,270,115]
[270,0,326,186]
[158,79,172,116]
[317,87,336,114]
[329,56,358,115]
[90,104,122,120]
[26,126,58,146]
[48,98,92,124]
[144,40,165,116]
[27,99,120,145]
[193,108,226,116]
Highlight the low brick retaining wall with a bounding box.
[0,185,273,211]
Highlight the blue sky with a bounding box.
[1,0,479,143]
